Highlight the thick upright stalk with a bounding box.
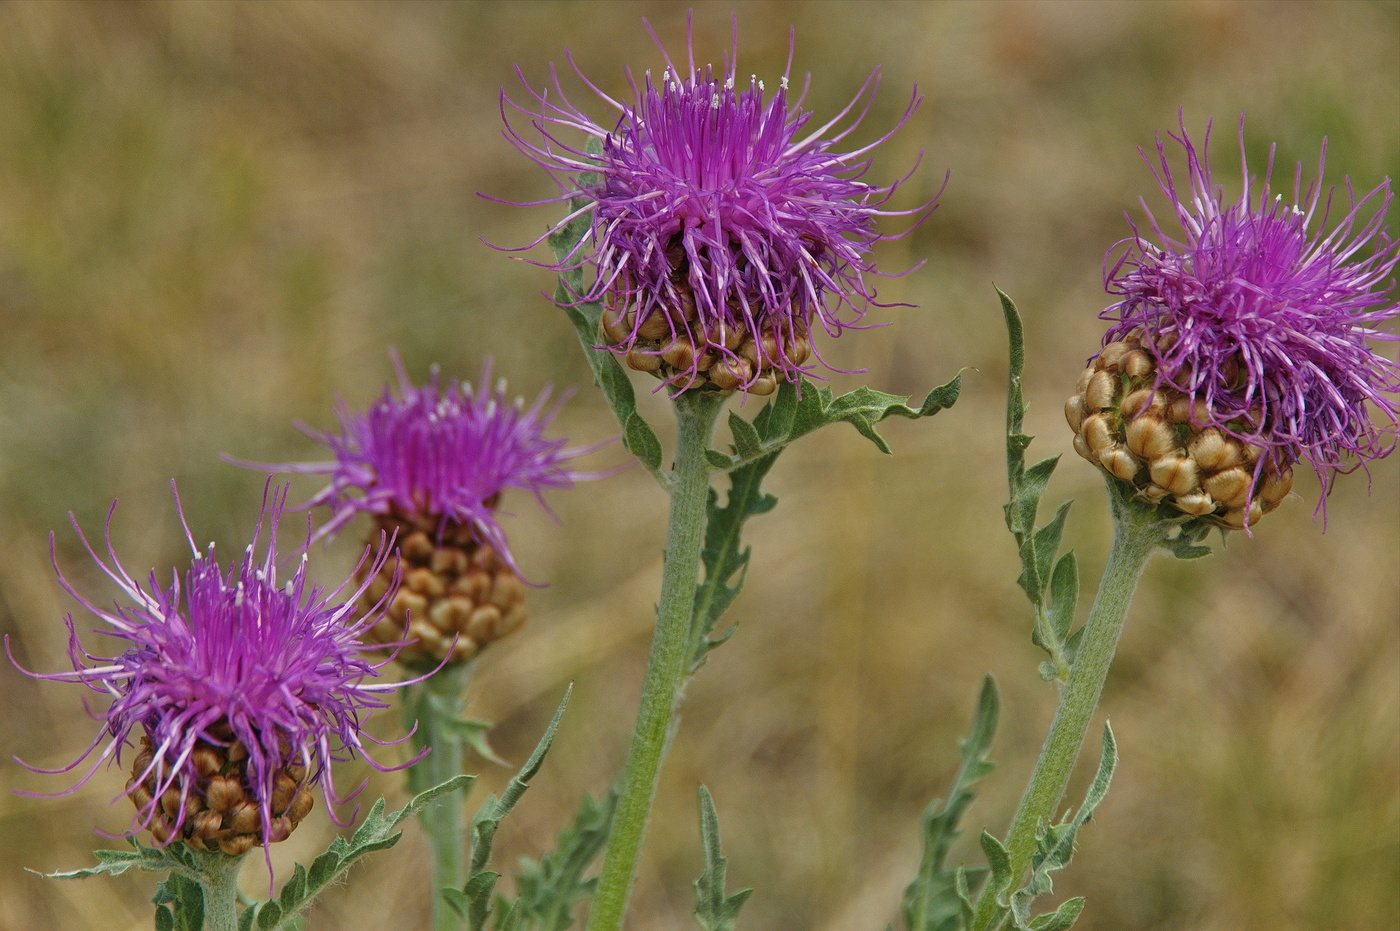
[587,391,724,931]
[196,850,245,931]
[973,488,1167,929]
[405,662,475,931]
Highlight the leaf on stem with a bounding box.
[36,842,179,881]
[447,687,573,931]
[693,786,754,931]
[688,449,778,674]
[705,376,962,473]
[234,774,475,931]
[499,789,617,931]
[997,289,1080,683]
[152,872,204,931]
[548,191,666,485]
[1005,725,1118,931]
[689,374,960,672]
[903,676,1000,931]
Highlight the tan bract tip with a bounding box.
[1068,335,1293,530]
[129,731,315,854]
[357,515,530,666]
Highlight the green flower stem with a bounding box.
[586,390,726,931]
[974,486,1168,930]
[197,850,246,931]
[405,661,475,931]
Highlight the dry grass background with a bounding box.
[0,2,1396,929]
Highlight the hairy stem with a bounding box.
[406,662,475,931]
[198,850,246,931]
[974,486,1168,929]
[586,390,725,931]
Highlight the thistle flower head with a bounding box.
[244,357,606,578]
[10,483,417,878]
[1102,116,1399,507]
[500,13,940,394]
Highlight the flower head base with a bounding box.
[10,484,419,878]
[238,358,607,665]
[1093,117,1399,524]
[502,14,939,395]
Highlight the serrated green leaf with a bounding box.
[715,374,960,474]
[688,450,779,673]
[1046,553,1078,643]
[1027,897,1084,931]
[442,887,472,921]
[761,379,799,441]
[41,841,181,881]
[276,865,307,914]
[238,904,257,931]
[1022,501,1071,599]
[1079,724,1117,818]
[1012,457,1059,542]
[503,789,616,931]
[156,905,175,931]
[178,875,204,929]
[705,449,735,469]
[349,799,390,849]
[693,786,753,931]
[1008,726,1118,928]
[1001,287,1028,481]
[307,851,340,890]
[955,868,977,930]
[727,410,763,459]
[625,413,663,474]
[457,689,573,930]
[256,901,283,930]
[464,870,500,930]
[152,871,204,931]
[904,677,999,931]
[390,773,477,832]
[979,832,1013,903]
[818,377,963,455]
[789,383,830,438]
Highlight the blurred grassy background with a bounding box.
[1,2,1396,929]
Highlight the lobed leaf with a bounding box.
[504,789,617,931]
[457,688,572,931]
[707,376,961,473]
[902,676,1000,931]
[1006,726,1118,930]
[688,453,778,674]
[998,290,1084,681]
[693,787,754,931]
[229,774,476,931]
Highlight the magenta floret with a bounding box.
[1103,116,1400,504]
[500,14,941,390]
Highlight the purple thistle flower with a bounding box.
[240,357,608,579]
[1102,116,1400,508]
[499,13,940,394]
[9,483,421,880]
